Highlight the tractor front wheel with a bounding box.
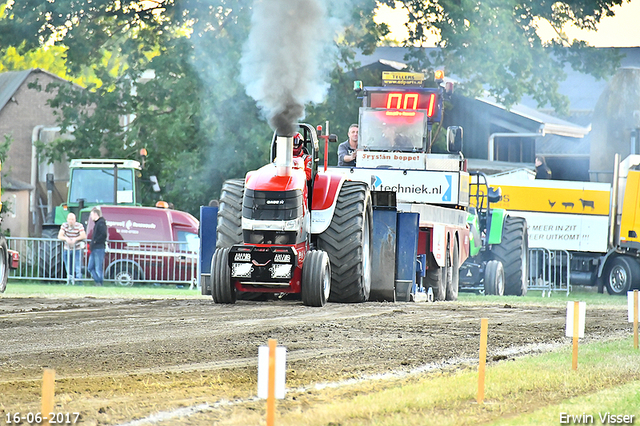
[484,260,505,296]
[491,216,528,296]
[211,248,236,304]
[301,250,331,307]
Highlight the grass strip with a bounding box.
[2,281,200,298]
[267,337,640,426]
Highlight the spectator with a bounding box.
[58,212,86,284]
[337,124,358,167]
[87,207,107,286]
[535,155,552,179]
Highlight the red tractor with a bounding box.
[210,123,373,306]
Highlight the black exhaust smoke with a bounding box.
[240,0,331,136]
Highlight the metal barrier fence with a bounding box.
[528,248,571,296]
[7,237,198,287]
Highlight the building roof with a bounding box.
[0,69,32,112]
[2,176,34,191]
[477,97,591,138]
[0,68,72,113]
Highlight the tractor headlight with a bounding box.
[232,263,253,278]
[270,264,292,279]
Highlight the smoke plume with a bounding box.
[240,0,332,136]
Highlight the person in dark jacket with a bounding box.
[87,207,107,286]
[535,155,552,179]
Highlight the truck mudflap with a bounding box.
[228,245,299,286]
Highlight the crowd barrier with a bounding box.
[7,237,198,287]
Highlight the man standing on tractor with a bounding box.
[337,124,359,167]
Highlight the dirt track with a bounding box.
[0,294,631,425]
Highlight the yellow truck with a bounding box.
[484,154,640,295]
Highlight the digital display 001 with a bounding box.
[369,91,438,117]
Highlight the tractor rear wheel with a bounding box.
[38,227,64,278]
[484,260,505,296]
[446,239,460,301]
[216,179,244,249]
[301,250,331,307]
[317,181,372,303]
[211,247,236,304]
[491,216,528,296]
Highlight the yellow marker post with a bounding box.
[572,301,580,370]
[634,290,638,350]
[266,339,277,426]
[41,369,55,426]
[477,318,488,404]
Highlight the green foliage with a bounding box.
[0,0,627,215]
[392,0,623,114]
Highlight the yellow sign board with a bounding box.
[471,184,610,216]
[382,72,425,86]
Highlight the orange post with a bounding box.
[572,301,579,370]
[634,290,638,350]
[266,339,277,426]
[477,318,488,404]
[41,369,55,426]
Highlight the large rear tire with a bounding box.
[317,181,372,303]
[211,247,236,304]
[491,216,528,296]
[301,250,331,307]
[38,227,64,278]
[446,239,459,301]
[484,260,505,296]
[216,179,244,249]
[0,237,8,293]
[605,256,640,295]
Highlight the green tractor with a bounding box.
[459,172,529,296]
[39,159,160,277]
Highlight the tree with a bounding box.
[381,0,624,114]
[0,0,626,215]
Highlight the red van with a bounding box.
[86,206,199,286]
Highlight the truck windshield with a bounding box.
[69,168,135,204]
[359,110,427,152]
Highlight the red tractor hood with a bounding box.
[245,162,307,192]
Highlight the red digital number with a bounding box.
[386,93,419,110]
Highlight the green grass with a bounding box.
[458,287,630,308]
[272,338,640,426]
[2,280,201,298]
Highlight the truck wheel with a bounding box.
[216,179,244,248]
[301,250,331,307]
[484,260,505,296]
[491,216,528,296]
[0,237,8,293]
[108,262,142,286]
[605,256,640,295]
[426,256,446,301]
[38,227,64,278]
[446,239,460,301]
[317,181,372,303]
[212,247,236,304]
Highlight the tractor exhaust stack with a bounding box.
[275,135,294,176]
